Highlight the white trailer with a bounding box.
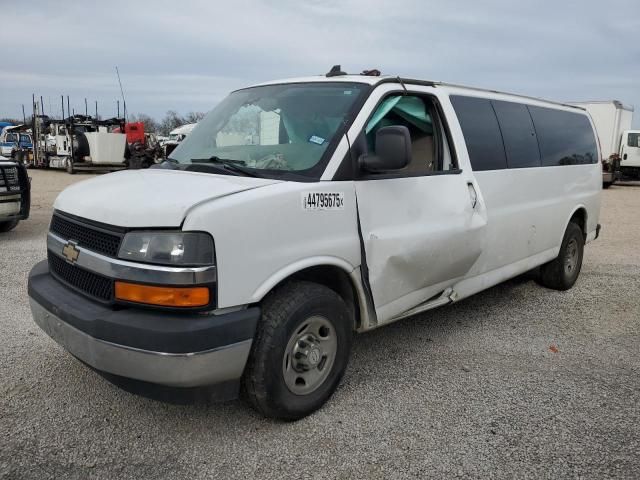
[570,101,634,186]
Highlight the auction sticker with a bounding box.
[302,192,345,210]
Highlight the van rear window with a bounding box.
[450,96,507,171]
[527,107,597,166]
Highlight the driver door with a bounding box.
[354,90,487,323]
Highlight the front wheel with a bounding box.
[243,281,353,420]
[537,222,584,291]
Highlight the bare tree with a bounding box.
[159,110,185,135]
[184,111,206,124]
[129,113,159,133]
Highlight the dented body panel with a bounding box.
[355,174,486,323]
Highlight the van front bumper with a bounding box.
[28,260,260,387]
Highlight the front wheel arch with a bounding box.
[251,259,370,331]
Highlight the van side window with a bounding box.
[492,101,541,168]
[365,95,439,174]
[628,132,640,147]
[527,107,598,165]
[450,96,507,171]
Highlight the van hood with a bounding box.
[54,169,281,227]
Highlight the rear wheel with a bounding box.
[602,182,612,189]
[537,222,584,290]
[243,281,353,420]
[0,220,19,232]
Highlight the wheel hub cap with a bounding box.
[282,316,337,395]
[564,238,579,275]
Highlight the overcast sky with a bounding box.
[1,0,638,126]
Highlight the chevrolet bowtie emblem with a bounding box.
[62,241,80,264]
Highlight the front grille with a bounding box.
[50,214,122,257]
[48,251,113,302]
[0,166,20,192]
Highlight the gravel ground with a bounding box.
[1,170,639,479]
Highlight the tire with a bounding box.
[243,281,353,420]
[0,220,19,232]
[537,222,584,291]
[603,182,612,189]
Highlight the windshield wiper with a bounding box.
[190,156,262,177]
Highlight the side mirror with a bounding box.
[359,126,411,172]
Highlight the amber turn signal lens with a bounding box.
[114,281,210,307]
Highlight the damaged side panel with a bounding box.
[355,174,487,324]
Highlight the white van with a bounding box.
[28,71,602,419]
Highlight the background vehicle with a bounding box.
[570,100,634,187]
[0,122,14,135]
[163,123,196,157]
[0,125,33,161]
[0,159,30,232]
[29,72,601,420]
[114,122,164,168]
[619,129,640,179]
[31,114,128,174]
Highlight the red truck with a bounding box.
[114,122,162,168]
[114,122,145,144]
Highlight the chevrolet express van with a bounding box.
[28,71,602,419]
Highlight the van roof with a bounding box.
[246,74,584,111]
[568,100,634,112]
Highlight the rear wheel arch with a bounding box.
[568,207,588,240]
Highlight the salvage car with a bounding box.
[28,68,602,419]
[0,128,33,159]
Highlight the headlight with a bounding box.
[118,231,215,266]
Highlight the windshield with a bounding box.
[20,134,31,143]
[170,82,366,178]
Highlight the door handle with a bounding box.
[623,153,628,160]
[467,182,478,209]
